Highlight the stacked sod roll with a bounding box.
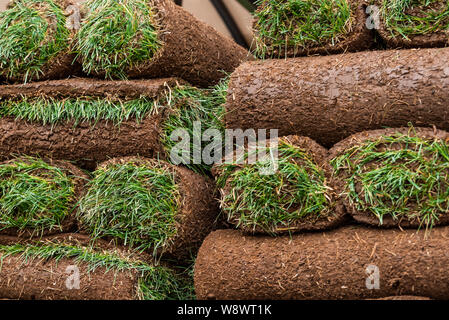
[0,78,226,173]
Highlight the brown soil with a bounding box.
[80,157,219,261]
[374,0,449,49]
[86,0,250,88]
[225,47,449,148]
[0,233,147,300]
[0,157,89,238]
[194,226,449,300]
[0,78,182,170]
[373,296,431,300]
[254,0,374,58]
[329,127,449,228]
[213,135,347,235]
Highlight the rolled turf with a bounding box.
[0,78,226,173]
[0,234,193,300]
[225,47,449,148]
[0,0,81,83]
[194,226,449,300]
[373,0,449,48]
[213,135,345,235]
[0,155,88,238]
[253,0,373,58]
[77,157,219,260]
[330,127,449,229]
[76,0,249,87]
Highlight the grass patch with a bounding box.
[0,156,76,233]
[253,0,353,57]
[216,139,331,233]
[0,242,194,300]
[161,82,227,175]
[0,97,160,127]
[78,159,181,255]
[0,0,71,82]
[331,131,449,228]
[381,0,449,39]
[77,0,162,79]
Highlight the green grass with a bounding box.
[0,96,160,127]
[216,139,331,234]
[78,159,181,255]
[381,0,449,39]
[331,131,449,228]
[0,0,71,82]
[0,156,76,234]
[253,0,352,57]
[0,242,194,300]
[161,82,227,175]
[77,0,162,79]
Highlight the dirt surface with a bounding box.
[373,296,431,300]
[329,127,449,228]
[226,47,449,148]
[85,157,219,261]
[195,226,449,300]
[254,0,374,58]
[0,158,89,238]
[213,135,347,234]
[88,0,250,88]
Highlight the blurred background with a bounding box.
[0,0,256,48]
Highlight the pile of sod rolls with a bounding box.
[196,127,449,299]
[0,0,249,86]
[0,78,226,173]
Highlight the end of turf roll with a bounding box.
[0,0,81,83]
[0,156,88,238]
[330,127,449,229]
[213,135,346,235]
[78,157,219,261]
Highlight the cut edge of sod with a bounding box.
[0,0,71,82]
[331,129,449,229]
[77,158,182,256]
[253,0,354,58]
[0,156,79,235]
[76,0,163,80]
[215,137,333,234]
[380,0,449,40]
[0,241,194,300]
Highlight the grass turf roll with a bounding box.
[253,0,373,58]
[0,234,193,300]
[195,226,449,300]
[76,0,249,87]
[77,157,219,260]
[0,0,81,83]
[329,127,449,229]
[225,47,449,148]
[213,135,345,235]
[0,78,225,173]
[374,0,449,49]
[0,155,88,238]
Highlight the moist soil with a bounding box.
[225,47,449,148]
[195,226,449,300]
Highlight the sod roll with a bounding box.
[373,0,449,49]
[0,0,82,83]
[78,157,219,261]
[195,226,449,300]
[77,0,249,87]
[225,47,449,148]
[253,0,373,58]
[213,135,346,235]
[0,234,192,300]
[0,78,225,172]
[0,155,88,238]
[329,127,449,229]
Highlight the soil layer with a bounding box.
[195,226,449,300]
[225,47,449,148]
